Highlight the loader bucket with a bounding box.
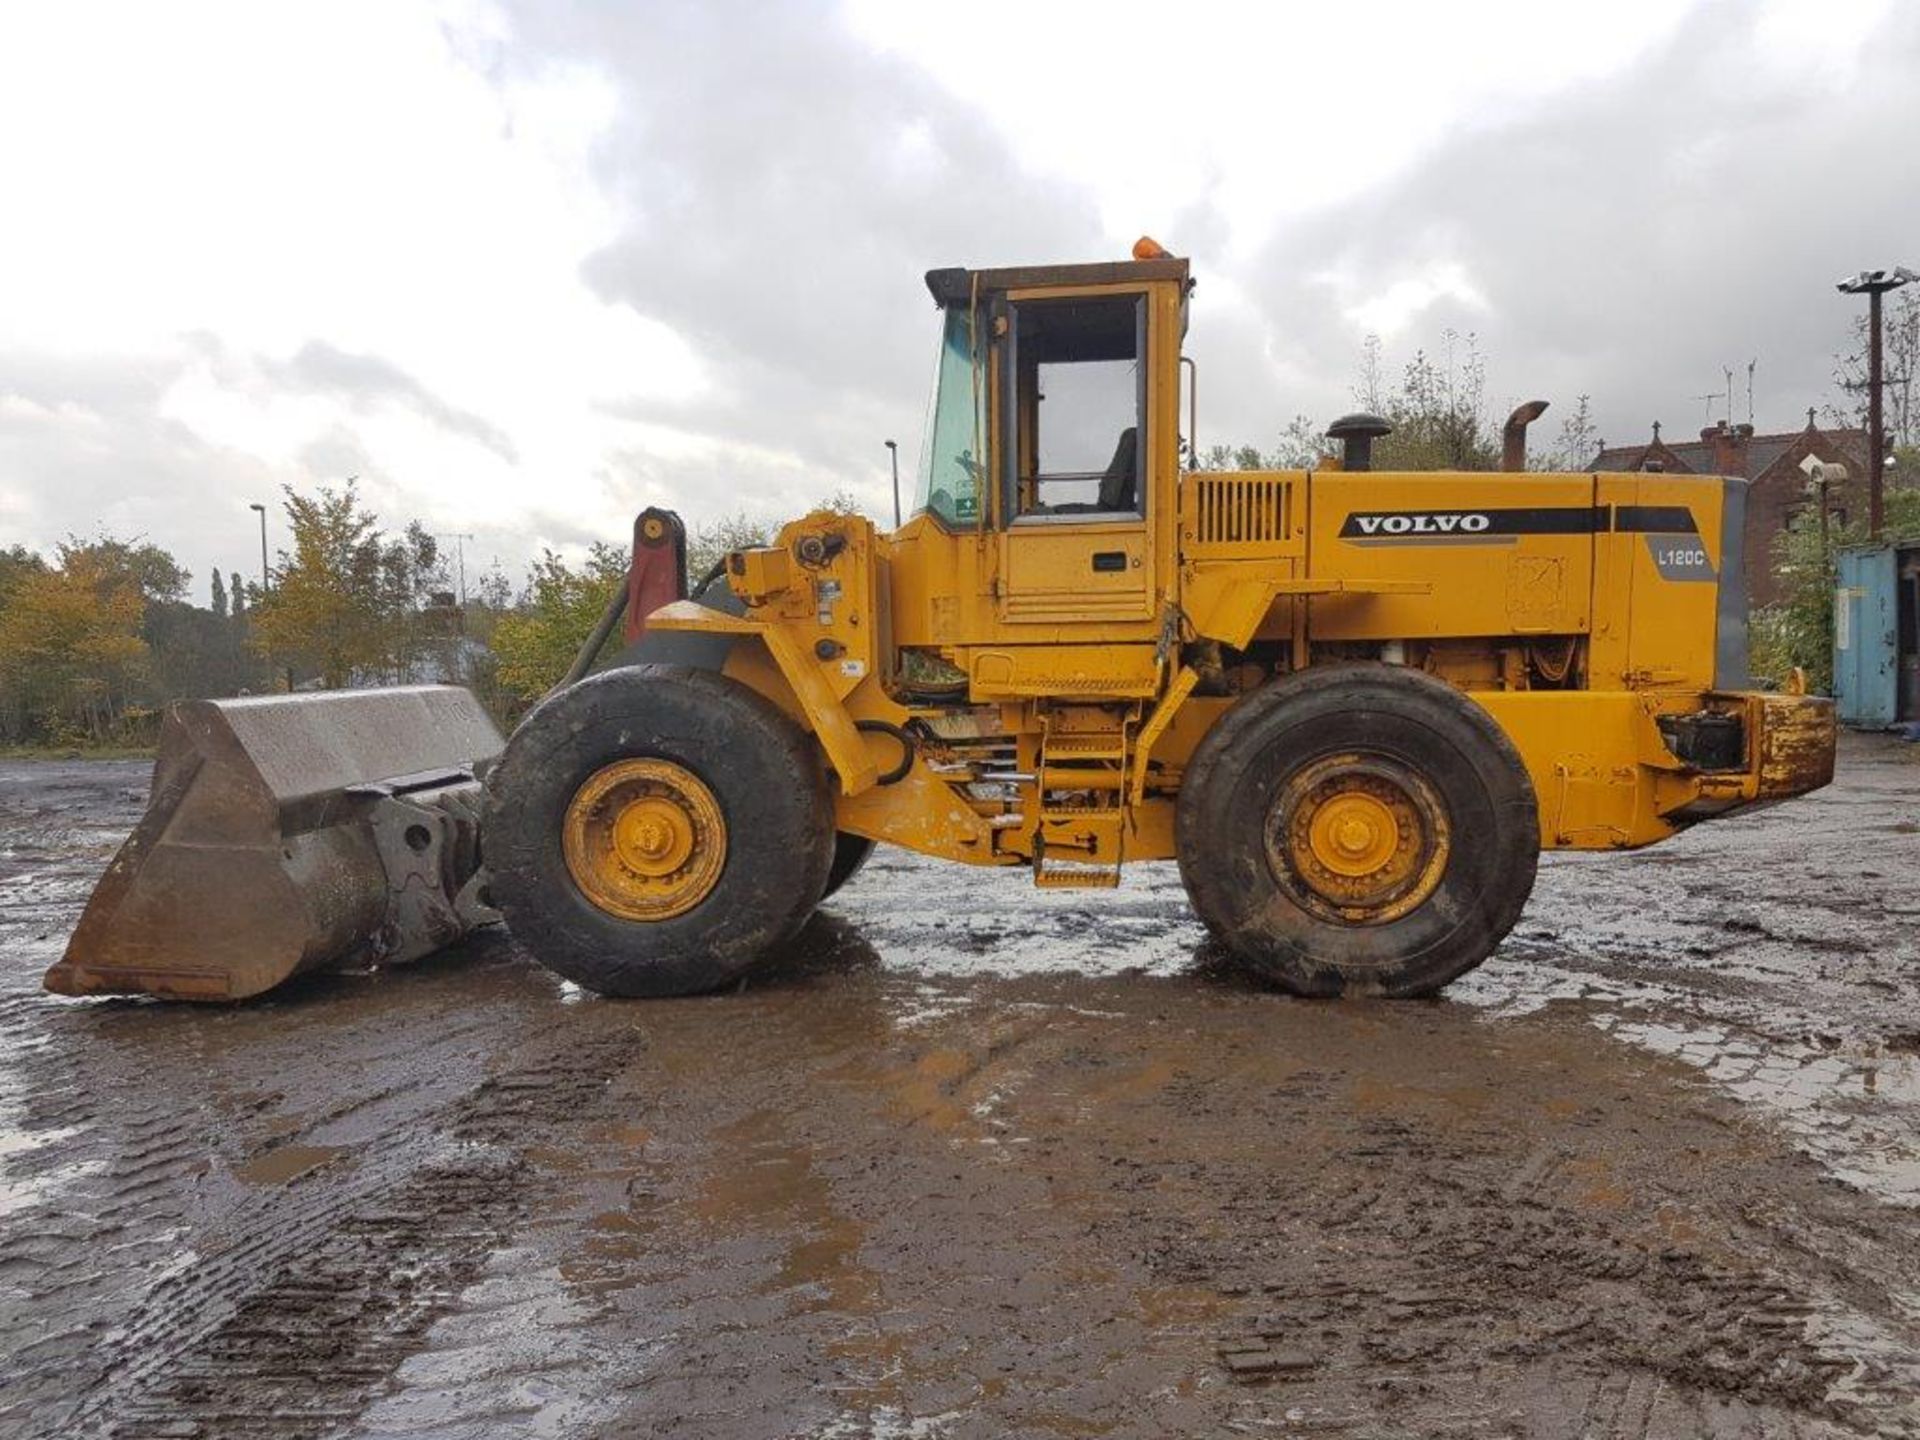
[45,685,504,1002]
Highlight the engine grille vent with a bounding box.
[1187,473,1294,550]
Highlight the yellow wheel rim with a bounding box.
[1270,754,1450,925]
[563,759,727,921]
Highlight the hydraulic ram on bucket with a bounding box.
[45,685,504,1002]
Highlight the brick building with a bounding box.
[1590,413,1868,607]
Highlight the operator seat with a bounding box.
[1049,427,1140,516]
[1096,427,1139,512]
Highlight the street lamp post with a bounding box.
[884,439,901,529]
[1836,267,1917,540]
[247,502,269,595]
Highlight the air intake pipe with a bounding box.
[1326,413,1393,472]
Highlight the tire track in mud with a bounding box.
[1179,1077,1914,1436]
[0,761,636,1440]
[42,1022,645,1440]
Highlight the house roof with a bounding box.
[1591,425,1866,478]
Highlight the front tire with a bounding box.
[821,834,876,901]
[483,664,834,997]
[1176,663,1538,997]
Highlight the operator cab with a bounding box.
[912,250,1190,632]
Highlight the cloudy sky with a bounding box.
[1,0,1913,599]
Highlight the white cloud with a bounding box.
[1,0,1915,602]
[0,0,692,586]
[1334,261,1491,338]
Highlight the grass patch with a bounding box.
[0,745,155,762]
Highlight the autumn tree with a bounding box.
[248,483,394,687]
[0,544,47,597]
[0,544,150,745]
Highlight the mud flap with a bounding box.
[45,686,505,1002]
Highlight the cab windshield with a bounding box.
[913,306,986,528]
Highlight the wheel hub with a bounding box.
[564,758,726,921]
[1268,754,1450,925]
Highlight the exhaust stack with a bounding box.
[1502,399,1550,471]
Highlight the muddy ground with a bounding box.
[2,738,1917,1439]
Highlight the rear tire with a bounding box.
[483,664,834,997]
[1176,663,1538,997]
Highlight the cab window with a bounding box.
[912,307,986,529]
[1003,295,1145,522]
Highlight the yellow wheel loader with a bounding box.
[47,242,1837,1003]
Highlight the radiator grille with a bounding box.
[1188,473,1293,548]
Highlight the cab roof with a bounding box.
[924,256,1190,306]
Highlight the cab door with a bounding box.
[994,288,1157,626]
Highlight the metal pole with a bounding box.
[1869,288,1885,539]
[440,533,474,606]
[249,503,269,594]
[1837,267,1914,538]
[885,440,901,528]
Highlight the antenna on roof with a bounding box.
[1724,366,1735,426]
[1746,359,1756,426]
[1693,392,1721,425]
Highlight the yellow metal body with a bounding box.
[645,254,1835,886]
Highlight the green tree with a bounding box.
[1751,487,1920,693]
[1361,331,1498,471]
[489,542,632,706]
[1532,394,1599,474]
[1192,416,1326,471]
[1831,288,1920,449]
[1198,333,1509,474]
[472,562,513,613]
[685,510,775,586]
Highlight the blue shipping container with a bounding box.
[1833,543,1917,727]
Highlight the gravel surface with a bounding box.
[2,736,1916,1438]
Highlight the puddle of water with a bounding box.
[233,1143,347,1185]
[693,1110,878,1313]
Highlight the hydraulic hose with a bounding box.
[556,583,629,694]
